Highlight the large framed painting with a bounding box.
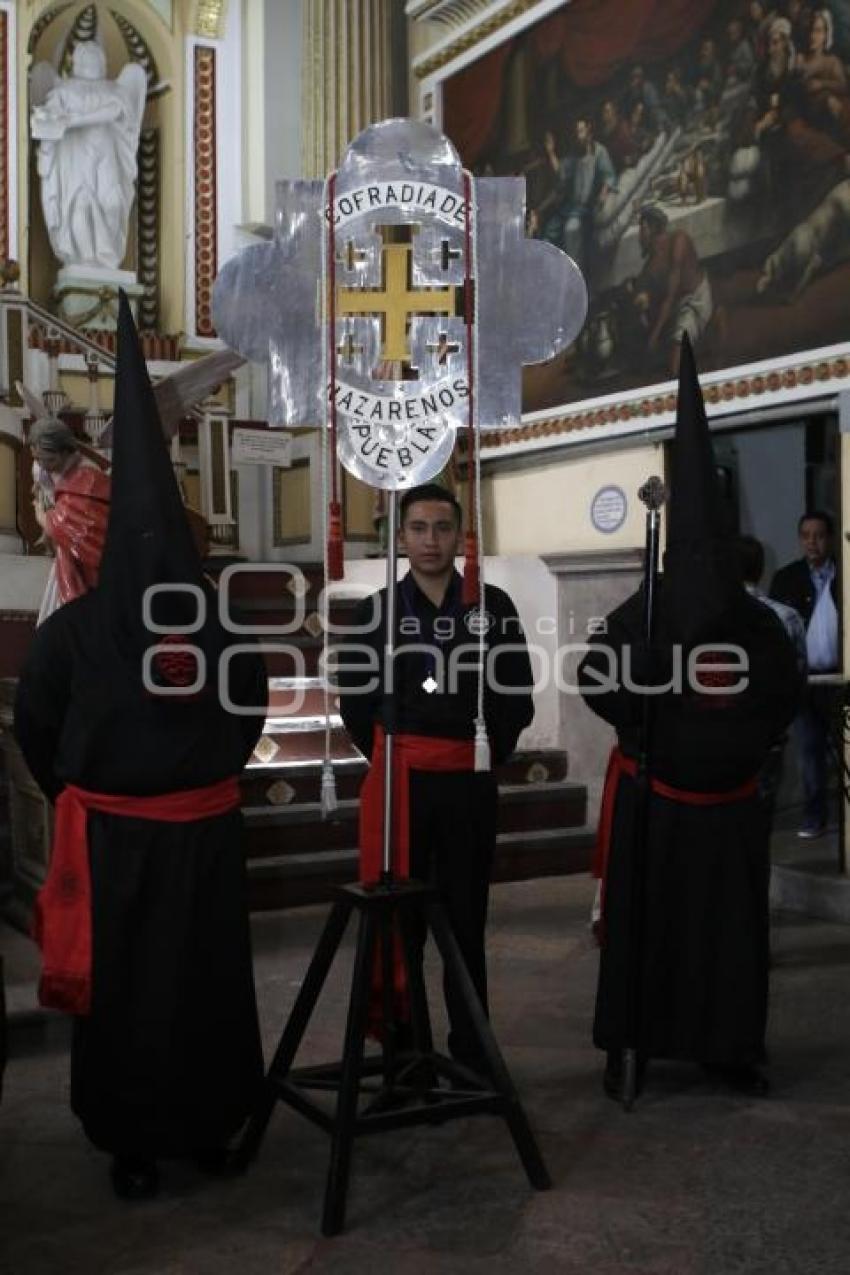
[417,0,850,445]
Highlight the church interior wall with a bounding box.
[260,0,303,220]
[549,548,643,813]
[483,443,664,556]
[240,0,267,224]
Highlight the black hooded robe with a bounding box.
[14,575,267,1159]
[580,586,800,1067]
[15,290,268,1158]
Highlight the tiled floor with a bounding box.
[2,875,849,1275]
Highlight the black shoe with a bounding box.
[602,1050,646,1101]
[706,1064,769,1097]
[110,1156,159,1200]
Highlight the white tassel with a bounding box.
[320,758,338,818]
[474,717,490,773]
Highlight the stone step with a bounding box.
[242,747,570,807]
[243,780,587,859]
[207,560,332,604]
[219,599,361,642]
[246,826,595,911]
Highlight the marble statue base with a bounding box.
[54,266,145,332]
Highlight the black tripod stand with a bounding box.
[234,877,550,1234]
[235,492,550,1235]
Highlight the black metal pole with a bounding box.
[621,475,666,1110]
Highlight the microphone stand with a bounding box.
[621,475,666,1110]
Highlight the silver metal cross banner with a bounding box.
[213,118,587,491]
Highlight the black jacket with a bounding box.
[769,557,838,629]
[336,570,534,766]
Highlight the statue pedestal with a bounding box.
[54,266,145,332]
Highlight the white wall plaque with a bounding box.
[590,485,627,534]
[232,428,294,468]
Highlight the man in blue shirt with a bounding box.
[533,115,615,275]
[770,511,840,837]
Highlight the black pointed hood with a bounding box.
[663,334,740,644]
[97,292,211,666]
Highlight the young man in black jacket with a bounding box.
[337,483,534,1070]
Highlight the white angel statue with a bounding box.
[30,40,146,270]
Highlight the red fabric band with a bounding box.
[594,745,760,877]
[592,746,760,934]
[33,776,242,1016]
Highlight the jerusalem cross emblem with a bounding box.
[213,119,587,490]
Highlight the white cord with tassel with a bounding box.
[466,170,490,774]
[319,173,338,817]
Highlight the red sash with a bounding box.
[359,726,475,1035]
[593,746,760,934]
[33,777,242,1016]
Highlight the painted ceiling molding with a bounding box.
[405,0,496,24]
[479,354,850,457]
[411,0,544,78]
[191,0,227,40]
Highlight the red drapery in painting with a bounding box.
[442,43,512,171]
[443,0,720,166]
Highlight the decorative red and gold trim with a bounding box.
[137,127,160,332]
[482,354,850,452]
[193,46,218,338]
[28,326,181,362]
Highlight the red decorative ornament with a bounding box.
[152,633,199,687]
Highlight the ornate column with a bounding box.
[301,0,394,178]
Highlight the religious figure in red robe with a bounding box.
[29,417,111,621]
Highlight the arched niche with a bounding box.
[26,2,179,332]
